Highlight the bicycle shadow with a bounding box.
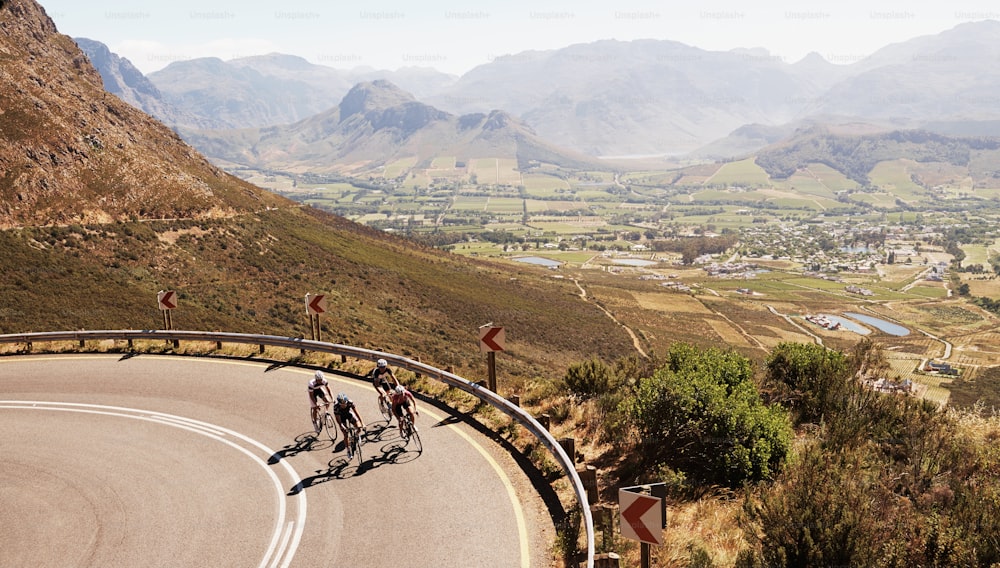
[269,433,334,464]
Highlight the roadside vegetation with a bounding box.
[536,338,1000,567]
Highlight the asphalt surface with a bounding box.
[0,354,556,567]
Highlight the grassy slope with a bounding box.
[0,206,634,379]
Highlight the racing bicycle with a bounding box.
[377,394,393,422]
[344,420,364,465]
[313,402,338,443]
[398,409,422,453]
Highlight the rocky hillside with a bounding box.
[0,0,289,228]
[73,37,218,130]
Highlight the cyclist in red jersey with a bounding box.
[389,384,418,430]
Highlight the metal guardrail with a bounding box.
[0,329,596,567]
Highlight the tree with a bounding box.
[623,343,792,486]
[766,342,850,425]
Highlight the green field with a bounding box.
[522,173,571,192]
[485,197,525,214]
[961,239,1000,266]
[384,157,417,179]
[430,156,457,169]
[452,196,489,211]
[869,160,928,203]
[706,158,772,186]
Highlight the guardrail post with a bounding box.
[538,413,551,431]
[510,394,520,407]
[26,341,32,353]
[414,356,422,378]
[580,465,598,503]
[127,339,133,350]
[592,503,616,552]
[559,437,576,463]
[594,552,620,568]
[259,344,265,354]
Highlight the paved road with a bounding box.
[0,354,554,567]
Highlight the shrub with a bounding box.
[623,343,792,486]
[766,342,850,425]
[564,356,619,399]
[741,444,891,567]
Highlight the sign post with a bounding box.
[619,484,666,568]
[478,324,505,391]
[157,290,177,330]
[157,290,178,348]
[305,293,328,342]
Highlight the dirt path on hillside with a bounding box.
[573,279,648,358]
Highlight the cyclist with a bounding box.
[390,384,418,432]
[307,370,334,434]
[370,358,399,415]
[332,392,366,456]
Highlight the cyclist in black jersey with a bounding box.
[370,358,399,412]
[332,392,365,443]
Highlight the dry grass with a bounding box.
[653,495,746,567]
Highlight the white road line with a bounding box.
[271,522,296,568]
[0,401,306,568]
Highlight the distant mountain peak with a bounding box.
[483,110,514,131]
[229,52,316,70]
[794,51,832,66]
[339,80,417,121]
[75,37,161,99]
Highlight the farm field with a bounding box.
[244,155,1000,413]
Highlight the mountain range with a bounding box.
[75,20,1000,165]
[176,80,601,174]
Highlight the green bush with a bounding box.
[766,342,850,425]
[623,343,792,486]
[564,356,619,399]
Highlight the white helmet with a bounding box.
[377,359,388,368]
[394,385,405,396]
[314,370,325,381]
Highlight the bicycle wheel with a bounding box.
[352,429,364,465]
[379,397,393,422]
[399,417,411,441]
[409,425,422,453]
[323,412,338,443]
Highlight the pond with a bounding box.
[821,314,870,335]
[611,259,658,267]
[843,312,910,336]
[512,256,562,268]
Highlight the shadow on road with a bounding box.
[269,433,339,464]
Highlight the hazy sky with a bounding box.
[38,0,1000,75]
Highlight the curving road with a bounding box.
[0,354,554,567]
